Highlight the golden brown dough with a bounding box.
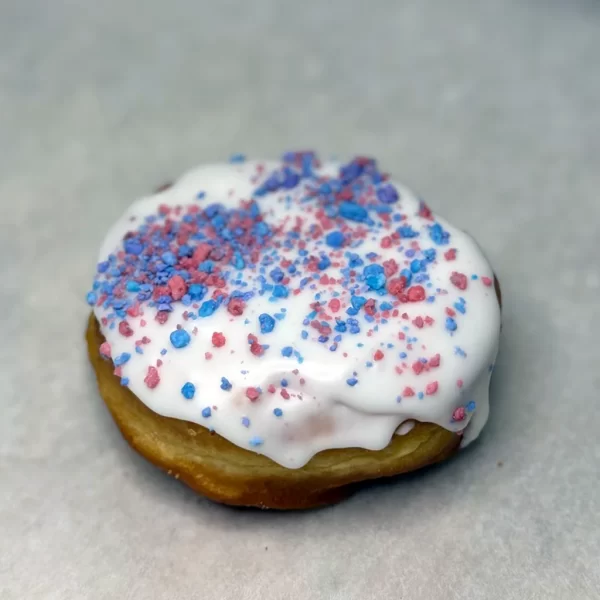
[86,314,461,509]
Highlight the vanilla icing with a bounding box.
[88,154,501,469]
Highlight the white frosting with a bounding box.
[91,157,501,469]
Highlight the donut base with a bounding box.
[86,314,461,509]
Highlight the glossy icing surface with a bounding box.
[88,153,501,468]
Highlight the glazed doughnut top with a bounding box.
[87,152,501,469]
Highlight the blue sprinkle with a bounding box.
[249,436,264,447]
[86,291,97,306]
[429,222,450,245]
[280,379,288,387]
[113,352,131,366]
[325,230,345,248]
[259,313,276,334]
[126,280,140,292]
[418,392,424,399]
[97,261,109,273]
[161,251,177,266]
[229,152,246,163]
[241,416,250,427]
[454,302,466,314]
[181,382,196,400]
[399,352,407,359]
[445,317,457,332]
[220,377,232,391]
[202,406,212,418]
[198,299,218,317]
[120,377,129,386]
[273,408,283,417]
[170,329,191,348]
[363,263,386,290]
[135,346,143,355]
[188,284,207,301]
[317,256,331,270]
[124,239,144,255]
[380,301,393,311]
[272,284,289,298]
[346,377,358,387]
[410,259,422,273]
[281,346,293,357]
[269,267,284,282]
[351,295,367,310]
[376,183,399,204]
[466,401,476,412]
[471,274,479,280]
[301,330,309,339]
[423,248,437,262]
[397,225,419,238]
[339,201,368,222]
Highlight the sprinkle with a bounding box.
[241,416,250,427]
[181,382,196,399]
[374,350,384,361]
[452,407,466,421]
[246,387,260,401]
[481,276,493,287]
[220,377,232,391]
[325,230,345,248]
[202,406,212,418]
[258,313,276,334]
[450,272,468,290]
[346,377,358,386]
[212,332,226,347]
[170,328,191,348]
[273,408,283,417]
[99,342,111,358]
[86,291,97,306]
[113,352,131,366]
[425,381,439,395]
[445,317,457,332]
[376,183,399,204]
[144,366,160,389]
[249,436,264,447]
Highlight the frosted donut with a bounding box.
[86,152,501,509]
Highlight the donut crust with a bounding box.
[86,314,465,509]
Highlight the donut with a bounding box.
[86,152,501,509]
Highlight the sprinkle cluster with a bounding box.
[89,152,497,451]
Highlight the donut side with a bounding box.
[87,313,460,509]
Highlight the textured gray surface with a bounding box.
[2,0,600,598]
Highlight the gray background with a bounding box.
[2,0,599,598]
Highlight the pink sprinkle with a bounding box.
[450,272,468,290]
[155,311,169,325]
[205,352,213,360]
[99,342,111,358]
[482,276,493,287]
[246,387,260,401]
[407,285,426,302]
[140,319,147,327]
[167,275,187,300]
[412,316,424,328]
[156,359,163,367]
[227,297,245,316]
[452,407,466,421]
[144,366,160,389]
[329,298,341,313]
[374,350,384,361]
[402,386,415,397]
[412,361,424,375]
[281,389,290,400]
[118,321,134,337]
[457,379,464,388]
[444,249,457,261]
[380,236,392,249]
[425,381,439,395]
[113,366,122,377]
[212,332,226,347]
[429,354,441,368]
[267,384,276,394]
